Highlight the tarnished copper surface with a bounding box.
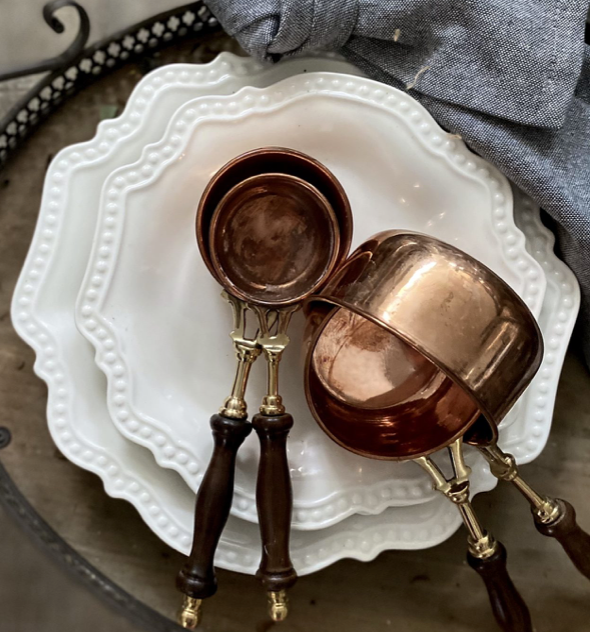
[209,174,340,306]
[306,306,480,459]
[313,309,442,410]
[196,147,353,283]
[306,230,543,433]
[304,230,543,459]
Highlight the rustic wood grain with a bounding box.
[0,35,589,632]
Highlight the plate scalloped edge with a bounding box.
[74,70,546,526]
[11,54,494,568]
[501,187,580,463]
[9,53,270,558]
[10,54,576,570]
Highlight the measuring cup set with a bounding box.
[175,148,590,632]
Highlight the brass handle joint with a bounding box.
[235,345,261,364]
[416,438,471,499]
[446,480,470,505]
[254,305,299,416]
[532,498,562,525]
[479,444,519,481]
[468,532,498,560]
[478,445,561,523]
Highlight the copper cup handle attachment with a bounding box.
[417,439,533,632]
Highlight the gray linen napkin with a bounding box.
[206,0,590,363]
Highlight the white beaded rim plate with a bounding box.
[9,54,496,569]
[500,186,579,460]
[10,54,576,567]
[74,70,546,529]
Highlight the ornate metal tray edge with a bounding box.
[0,2,221,630]
[0,0,221,169]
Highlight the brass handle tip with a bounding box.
[178,596,202,629]
[268,590,289,622]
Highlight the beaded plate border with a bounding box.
[74,70,545,524]
[0,1,220,168]
[10,57,577,570]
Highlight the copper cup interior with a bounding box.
[209,174,341,306]
[197,147,353,279]
[306,306,481,460]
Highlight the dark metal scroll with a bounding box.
[0,1,221,168]
[0,0,90,82]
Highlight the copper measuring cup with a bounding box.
[304,231,590,632]
[176,149,352,628]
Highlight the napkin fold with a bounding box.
[206,0,590,362]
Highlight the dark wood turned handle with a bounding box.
[251,412,298,593]
[176,413,252,599]
[534,499,590,580]
[467,542,533,632]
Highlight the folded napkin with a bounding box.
[206,0,590,363]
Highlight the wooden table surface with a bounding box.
[0,33,589,632]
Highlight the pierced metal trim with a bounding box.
[0,427,11,449]
[0,1,221,168]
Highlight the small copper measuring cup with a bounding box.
[176,149,352,628]
[197,146,352,279]
[304,231,590,631]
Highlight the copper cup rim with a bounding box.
[304,229,544,445]
[303,303,486,461]
[208,173,342,307]
[306,294,499,442]
[196,146,353,278]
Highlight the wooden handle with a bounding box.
[176,413,251,599]
[467,542,533,632]
[534,499,590,580]
[252,412,298,593]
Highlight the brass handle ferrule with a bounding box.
[254,304,298,415]
[260,350,286,415]
[219,345,261,419]
[417,439,497,560]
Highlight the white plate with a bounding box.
[11,115,577,567]
[74,71,546,529]
[11,55,577,569]
[8,56,494,569]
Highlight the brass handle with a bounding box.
[534,499,590,581]
[418,440,532,632]
[252,411,298,621]
[467,542,533,632]
[176,413,252,628]
[478,445,590,582]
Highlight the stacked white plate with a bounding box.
[12,53,580,576]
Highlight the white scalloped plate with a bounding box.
[74,71,546,529]
[10,54,496,571]
[11,55,577,569]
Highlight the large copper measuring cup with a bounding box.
[305,231,590,632]
[176,148,352,627]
